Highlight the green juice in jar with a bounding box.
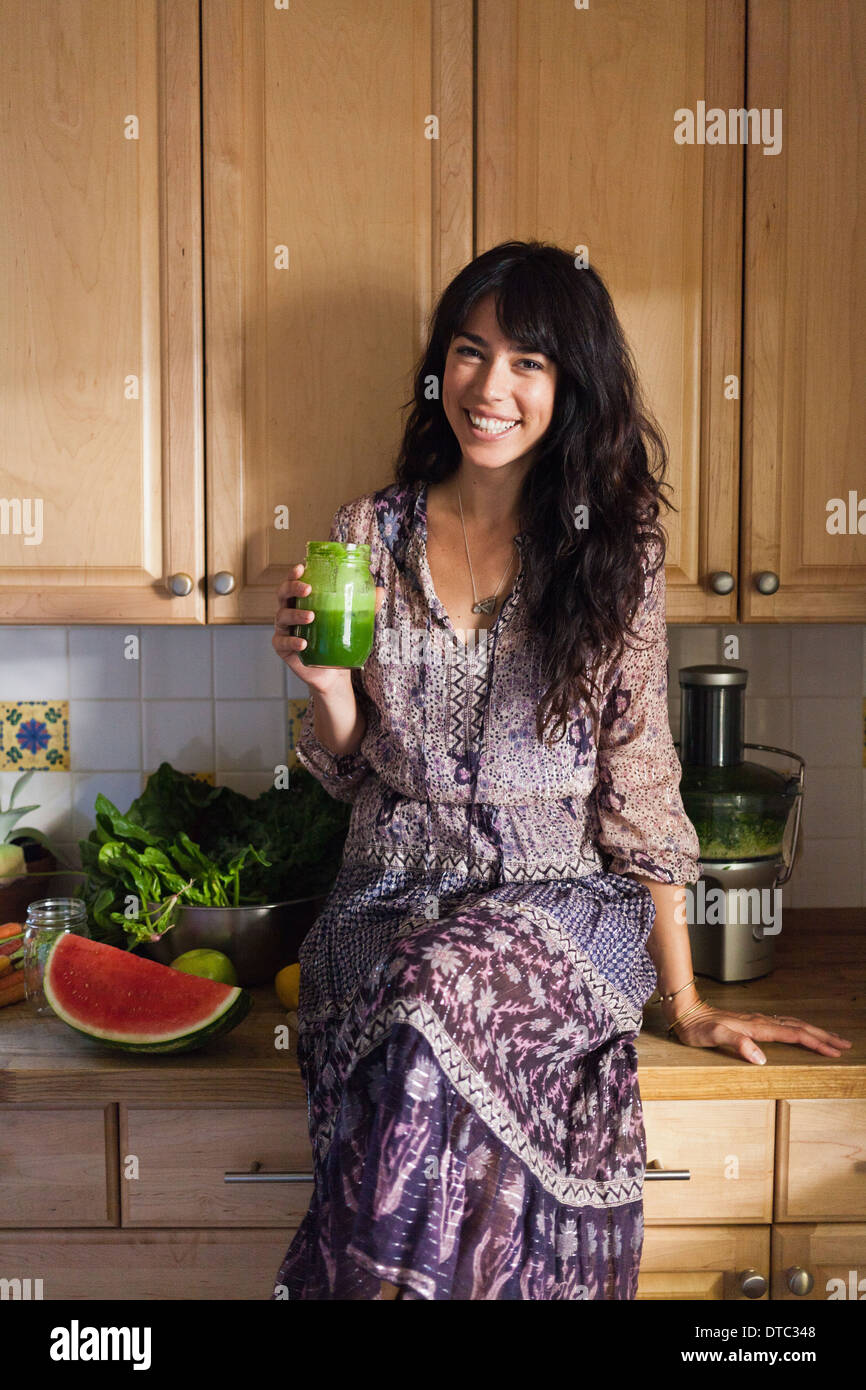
[293,540,376,668]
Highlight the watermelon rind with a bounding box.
[42,933,253,1054]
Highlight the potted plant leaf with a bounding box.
[0,769,85,923]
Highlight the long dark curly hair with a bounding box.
[393,239,676,747]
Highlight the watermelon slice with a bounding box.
[42,933,252,1054]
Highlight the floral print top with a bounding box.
[295,479,701,888]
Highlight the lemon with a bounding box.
[171,949,238,986]
[275,962,301,1010]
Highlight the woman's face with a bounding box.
[442,293,558,472]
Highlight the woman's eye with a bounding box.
[455,346,543,369]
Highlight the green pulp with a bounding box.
[295,589,375,668]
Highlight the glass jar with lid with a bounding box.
[291,540,376,668]
[23,898,90,1016]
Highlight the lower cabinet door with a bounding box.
[638,1225,771,1300]
[772,1224,866,1301]
[0,1230,298,1300]
[119,1106,313,1227]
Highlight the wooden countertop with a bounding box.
[1,910,863,1105]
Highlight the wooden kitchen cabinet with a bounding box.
[642,1099,775,1224]
[0,911,863,1299]
[201,0,473,620]
[120,1105,313,1227]
[3,1,861,624]
[0,1104,119,1227]
[0,1230,295,1301]
[476,0,745,622]
[0,0,205,623]
[637,1225,770,1300]
[741,0,866,621]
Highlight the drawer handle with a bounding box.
[224,1171,314,1183]
[645,1159,690,1181]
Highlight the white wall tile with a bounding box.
[668,626,720,676]
[213,626,285,699]
[140,627,212,699]
[68,700,141,772]
[0,627,68,699]
[792,698,861,767]
[799,767,862,841]
[791,626,861,696]
[745,698,792,749]
[142,700,213,773]
[69,627,141,699]
[732,625,791,697]
[214,700,286,771]
[71,771,144,840]
[789,837,862,908]
[284,663,309,698]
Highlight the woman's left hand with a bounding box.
[669,1004,853,1066]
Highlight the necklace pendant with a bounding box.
[472,596,497,614]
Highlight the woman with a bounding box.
[271,240,850,1301]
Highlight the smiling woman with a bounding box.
[269,240,849,1303]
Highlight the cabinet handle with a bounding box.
[737,1268,768,1299]
[168,572,194,597]
[708,571,735,595]
[785,1266,814,1296]
[224,1171,314,1183]
[755,571,780,594]
[213,571,236,595]
[645,1159,690,1180]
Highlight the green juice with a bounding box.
[296,587,376,668]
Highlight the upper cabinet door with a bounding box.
[742,0,866,621]
[0,0,205,623]
[476,0,745,622]
[202,0,473,621]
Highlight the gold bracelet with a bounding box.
[655,976,696,1004]
[666,999,714,1035]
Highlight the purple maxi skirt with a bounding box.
[271,871,656,1300]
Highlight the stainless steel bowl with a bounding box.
[137,896,326,986]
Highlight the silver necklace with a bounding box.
[456,485,517,614]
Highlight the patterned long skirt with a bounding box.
[271,871,657,1300]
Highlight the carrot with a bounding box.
[0,961,24,988]
[0,937,24,958]
[0,956,11,978]
[0,922,24,940]
[0,974,26,1006]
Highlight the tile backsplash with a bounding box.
[1,622,864,909]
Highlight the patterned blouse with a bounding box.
[295,479,701,890]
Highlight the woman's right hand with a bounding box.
[272,563,354,696]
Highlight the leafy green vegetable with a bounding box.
[79,763,351,948]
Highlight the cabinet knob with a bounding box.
[755,571,780,594]
[168,572,194,597]
[709,571,735,595]
[785,1266,814,1296]
[737,1268,768,1299]
[213,571,236,595]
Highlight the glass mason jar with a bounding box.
[291,540,376,668]
[23,898,90,1017]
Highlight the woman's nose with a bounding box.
[474,356,513,399]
